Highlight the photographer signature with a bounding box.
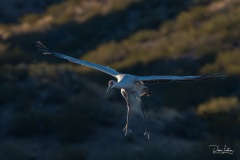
[209,145,234,154]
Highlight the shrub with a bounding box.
[50,145,88,160]
[5,111,52,137]
[197,97,239,115]
[50,111,93,142]
[20,13,41,24]
[201,49,240,75]
[0,142,33,160]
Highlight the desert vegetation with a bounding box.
[0,0,239,159]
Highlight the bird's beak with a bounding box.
[106,85,111,93]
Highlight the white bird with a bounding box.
[36,41,225,139]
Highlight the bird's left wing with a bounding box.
[36,41,119,77]
[136,73,225,83]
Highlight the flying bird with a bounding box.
[36,41,225,139]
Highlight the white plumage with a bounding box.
[36,41,225,139]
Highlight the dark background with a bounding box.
[0,0,240,159]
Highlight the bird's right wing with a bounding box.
[136,73,225,83]
[36,41,119,77]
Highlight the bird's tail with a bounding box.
[142,88,154,97]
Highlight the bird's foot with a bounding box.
[123,125,132,136]
[144,128,151,139]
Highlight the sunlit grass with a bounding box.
[197,97,239,115]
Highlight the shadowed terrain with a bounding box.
[0,0,240,159]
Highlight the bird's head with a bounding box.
[106,80,117,93]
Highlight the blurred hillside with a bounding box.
[0,0,64,23]
[0,0,240,160]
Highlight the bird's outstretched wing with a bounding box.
[36,41,119,77]
[136,73,225,84]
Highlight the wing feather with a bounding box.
[36,41,119,77]
[136,73,225,83]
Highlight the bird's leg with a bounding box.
[140,101,151,139]
[122,93,132,136]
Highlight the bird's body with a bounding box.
[116,74,146,94]
[116,74,135,89]
[36,41,225,139]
